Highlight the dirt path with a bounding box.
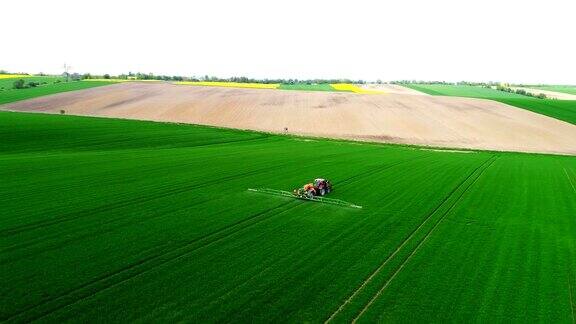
[3,82,576,155]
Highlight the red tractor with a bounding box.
[293,178,332,199]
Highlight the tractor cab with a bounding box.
[294,178,332,199]
[313,178,332,196]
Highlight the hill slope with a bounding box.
[3,82,576,155]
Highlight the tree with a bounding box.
[103,74,110,79]
[13,79,26,89]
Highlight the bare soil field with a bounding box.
[361,83,429,95]
[3,82,576,155]
[510,87,576,100]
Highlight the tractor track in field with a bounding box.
[206,204,374,318]
[569,273,575,324]
[4,201,302,323]
[3,147,386,266]
[0,152,274,246]
[325,155,498,323]
[184,155,431,316]
[561,164,576,323]
[201,203,333,313]
[0,144,282,231]
[564,167,576,194]
[3,148,377,260]
[568,167,576,322]
[351,156,498,322]
[2,146,381,250]
[0,133,270,164]
[337,154,432,188]
[5,148,414,322]
[142,132,273,150]
[0,135,293,234]
[0,157,302,238]
[0,131,270,161]
[1,145,381,237]
[0,194,219,264]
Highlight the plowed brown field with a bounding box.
[360,84,429,95]
[3,82,576,155]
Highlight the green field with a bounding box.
[0,78,115,105]
[402,84,527,99]
[495,98,576,125]
[278,83,339,92]
[529,85,576,95]
[0,76,64,90]
[1,111,575,322]
[404,84,576,125]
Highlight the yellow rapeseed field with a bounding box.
[175,81,279,89]
[330,83,385,94]
[0,74,31,79]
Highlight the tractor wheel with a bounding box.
[320,188,326,196]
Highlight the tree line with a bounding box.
[91,72,367,84]
[495,85,547,99]
[391,80,502,87]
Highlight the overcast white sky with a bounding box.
[2,0,575,84]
